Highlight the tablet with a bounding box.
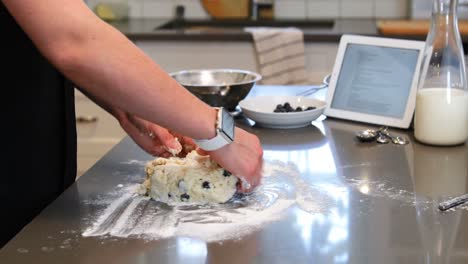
[324,34,426,128]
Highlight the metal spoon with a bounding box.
[355,129,378,142]
[376,134,390,144]
[391,136,409,145]
[229,106,243,118]
[379,129,409,145]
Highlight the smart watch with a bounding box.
[194,107,235,151]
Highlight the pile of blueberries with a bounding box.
[274,102,316,113]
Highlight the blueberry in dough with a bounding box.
[181,193,190,201]
[202,181,211,189]
[143,151,239,204]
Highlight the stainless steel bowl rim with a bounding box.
[169,69,262,87]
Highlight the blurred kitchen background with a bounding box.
[84,0,468,20]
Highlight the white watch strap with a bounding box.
[194,133,230,151]
[194,107,232,151]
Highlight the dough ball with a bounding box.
[141,151,238,204]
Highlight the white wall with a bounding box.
[86,0,409,20]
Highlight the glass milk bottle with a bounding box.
[414,0,468,146]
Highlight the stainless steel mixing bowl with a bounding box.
[170,69,262,111]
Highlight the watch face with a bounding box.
[221,108,235,141]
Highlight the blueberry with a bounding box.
[274,102,304,113]
[223,170,232,177]
[168,193,172,198]
[274,104,287,113]
[306,106,316,111]
[180,193,190,201]
[202,181,211,189]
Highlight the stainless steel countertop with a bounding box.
[1,85,468,263]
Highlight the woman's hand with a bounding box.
[118,112,263,193]
[202,127,263,193]
[119,113,196,158]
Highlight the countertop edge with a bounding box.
[110,18,379,42]
[110,18,468,43]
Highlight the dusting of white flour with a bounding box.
[345,178,432,209]
[82,159,441,243]
[82,161,301,242]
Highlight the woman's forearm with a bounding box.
[3,0,217,140]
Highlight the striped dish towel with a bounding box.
[245,27,308,85]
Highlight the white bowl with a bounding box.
[239,96,327,129]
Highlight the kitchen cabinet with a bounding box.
[135,40,258,72]
[75,90,126,177]
[135,40,338,84]
[304,42,338,83]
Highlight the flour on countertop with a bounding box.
[82,193,294,242]
[82,159,443,243]
[120,160,150,166]
[345,178,435,210]
[82,161,299,242]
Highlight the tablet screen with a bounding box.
[331,43,420,118]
